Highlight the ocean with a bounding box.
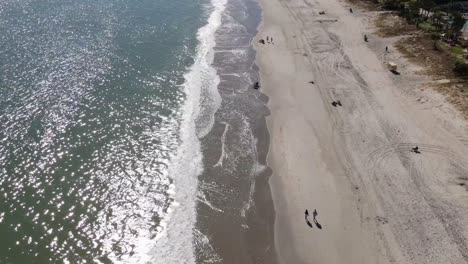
[0,0,276,262]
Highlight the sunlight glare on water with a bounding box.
[0,0,206,262]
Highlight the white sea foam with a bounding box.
[194,0,226,139]
[145,0,227,262]
[213,122,230,167]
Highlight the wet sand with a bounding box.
[256,0,468,263]
[194,0,277,262]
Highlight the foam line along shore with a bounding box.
[193,0,278,262]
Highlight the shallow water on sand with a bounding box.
[194,0,277,262]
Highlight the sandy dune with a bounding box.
[256,0,468,263]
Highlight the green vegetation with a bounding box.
[418,21,437,31]
[433,39,443,51]
[451,12,465,40]
[454,60,468,76]
[451,46,465,55]
[431,32,441,39]
[372,0,468,74]
[376,0,465,38]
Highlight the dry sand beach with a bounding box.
[255,0,468,263]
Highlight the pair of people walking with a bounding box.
[305,209,322,229]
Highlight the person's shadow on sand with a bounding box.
[313,209,323,229]
[314,219,322,229]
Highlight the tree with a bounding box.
[451,12,465,41]
[433,11,444,29]
[418,0,435,20]
[419,0,435,10]
[382,0,403,10]
[407,0,422,24]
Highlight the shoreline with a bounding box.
[257,0,468,263]
[194,0,278,261]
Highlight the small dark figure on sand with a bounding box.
[271,37,274,44]
[309,81,315,84]
[267,36,269,43]
[259,39,265,45]
[331,100,342,107]
[364,35,368,42]
[254,82,260,89]
[385,46,388,52]
[312,209,322,229]
[349,8,353,13]
[305,209,313,228]
[411,146,420,154]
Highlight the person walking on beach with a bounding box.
[385,46,388,52]
[312,209,322,229]
[305,209,313,228]
[271,37,273,44]
[267,36,269,43]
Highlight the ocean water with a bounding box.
[0,0,224,262]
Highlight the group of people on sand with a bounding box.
[331,100,342,107]
[259,36,273,45]
[304,209,322,229]
[254,36,274,89]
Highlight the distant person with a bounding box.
[312,209,322,229]
[350,8,353,13]
[364,35,368,42]
[259,39,265,44]
[266,36,269,43]
[254,82,260,89]
[385,46,388,52]
[411,146,420,154]
[271,37,273,44]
